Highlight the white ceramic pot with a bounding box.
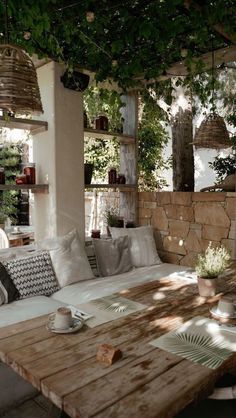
[197,276,218,297]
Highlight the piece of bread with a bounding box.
[96,344,122,365]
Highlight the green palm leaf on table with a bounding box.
[164,332,231,369]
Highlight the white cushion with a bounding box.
[51,263,193,306]
[94,236,133,277]
[0,245,36,262]
[0,296,67,328]
[37,229,94,287]
[110,226,162,267]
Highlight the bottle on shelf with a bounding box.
[95,115,109,131]
[117,174,126,184]
[108,167,117,184]
[0,167,5,184]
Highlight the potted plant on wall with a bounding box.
[195,242,231,297]
[104,208,124,236]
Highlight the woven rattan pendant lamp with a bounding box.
[0,0,43,115]
[192,43,230,149]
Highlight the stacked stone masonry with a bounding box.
[138,192,236,267]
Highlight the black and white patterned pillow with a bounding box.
[85,243,100,277]
[3,251,60,300]
[0,262,19,305]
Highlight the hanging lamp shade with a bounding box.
[192,113,230,149]
[0,44,43,115]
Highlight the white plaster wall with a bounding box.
[33,62,84,240]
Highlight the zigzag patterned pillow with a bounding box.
[3,251,60,300]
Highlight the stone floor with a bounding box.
[0,395,51,418]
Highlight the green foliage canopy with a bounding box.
[2,0,235,88]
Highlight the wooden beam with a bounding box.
[138,45,236,85]
[184,0,236,44]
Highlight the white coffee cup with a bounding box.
[52,307,73,329]
[217,297,235,317]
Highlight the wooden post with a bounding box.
[172,107,194,191]
[120,92,138,224]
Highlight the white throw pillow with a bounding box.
[110,226,162,267]
[37,229,94,287]
[93,236,133,277]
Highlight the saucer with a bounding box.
[210,305,236,319]
[46,317,83,334]
[11,231,23,235]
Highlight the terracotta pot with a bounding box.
[197,276,218,297]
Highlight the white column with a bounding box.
[33,62,85,241]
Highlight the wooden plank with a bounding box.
[184,0,236,43]
[64,349,184,418]
[120,92,138,224]
[92,360,215,418]
[84,184,136,192]
[41,338,157,409]
[137,45,236,84]
[11,317,154,390]
[84,128,135,144]
[0,326,55,362]
[0,184,49,193]
[0,116,48,134]
[0,314,49,340]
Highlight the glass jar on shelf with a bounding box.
[23,163,36,184]
[15,174,27,184]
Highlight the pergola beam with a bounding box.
[184,0,236,43]
[138,45,236,85]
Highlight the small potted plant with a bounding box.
[104,208,123,236]
[195,242,231,297]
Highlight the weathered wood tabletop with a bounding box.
[1,274,236,418]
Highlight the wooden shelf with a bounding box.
[0,116,48,134]
[0,184,49,194]
[84,128,135,144]
[85,184,136,192]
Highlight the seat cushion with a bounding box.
[51,263,194,306]
[0,296,67,328]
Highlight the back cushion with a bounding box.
[0,262,19,305]
[37,229,94,287]
[110,226,162,267]
[94,236,133,277]
[3,251,59,300]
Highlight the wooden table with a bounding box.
[8,226,34,247]
[1,274,236,418]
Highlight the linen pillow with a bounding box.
[0,262,19,305]
[37,229,94,287]
[93,236,133,277]
[3,251,59,300]
[110,226,162,267]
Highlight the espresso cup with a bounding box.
[217,297,235,317]
[53,307,73,329]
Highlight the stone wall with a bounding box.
[138,192,236,267]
